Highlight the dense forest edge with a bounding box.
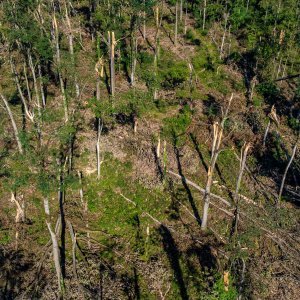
[0,0,299,299]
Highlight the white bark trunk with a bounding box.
[0,93,23,154]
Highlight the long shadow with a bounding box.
[159,225,189,300]
[190,133,208,172]
[0,248,35,299]
[173,134,202,226]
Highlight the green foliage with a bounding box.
[162,104,192,142]
[208,274,238,300]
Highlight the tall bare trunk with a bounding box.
[108,31,116,97]
[174,2,178,46]
[63,0,80,97]
[0,93,23,154]
[44,197,64,296]
[10,59,34,122]
[220,13,229,59]
[201,94,233,230]
[38,64,46,107]
[52,12,68,122]
[277,140,298,206]
[203,0,207,30]
[233,143,250,237]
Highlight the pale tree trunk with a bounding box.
[174,2,178,46]
[44,197,64,296]
[220,13,229,59]
[52,12,69,122]
[184,2,188,35]
[0,93,23,154]
[10,192,25,250]
[153,3,164,99]
[28,52,42,120]
[143,0,146,40]
[108,31,116,97]
[130,36,137,86]
[201,94,233,230]
[38,64,46,107]
[263,120,271,148]
[203,0,207,30]
[23,63,32,103]
[63,0,80,97]
[277,140,298,207]
[77,171,91,249]
[156,134,161,158]
[180,0,183,22]
[96,119,103,180]
[233,143,250,237]
[10,59,34,123]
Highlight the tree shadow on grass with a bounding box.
[172,133,202,226]
[158,225,189,300]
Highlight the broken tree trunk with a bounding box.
[201,94,233,230]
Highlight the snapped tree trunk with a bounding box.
[201,94,233,230]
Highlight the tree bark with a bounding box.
[277,141,298,206]
[0,93,23,154]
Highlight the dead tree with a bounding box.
[203,0,207,30]
[174,1,178,46]
[263,105,280,148]
[277,138,298,207]
[44,197,64,297]
[232,143,251,238]
[10,192,25,250]
[201,94,233,230]
[63,0,80,97]
[0,93,23,154]
[52,9,69,122]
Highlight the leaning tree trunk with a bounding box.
[232,143,250,238]
[44,197,64,297]
[277,140,298,207]
[0,93,23,154]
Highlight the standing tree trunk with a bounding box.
[220,13,229,59]
[201,94,233,230]
[96,118,103,180]
[130,35,137,86]
[52,12,69,122]
[44,197,64,297]
[174,2,178,46]
[63,0,80,97]
[232,143,251,238]
[108,31,116,97]
[277,140,298,207]
[203,0,207,30]
[0,93,23,154]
